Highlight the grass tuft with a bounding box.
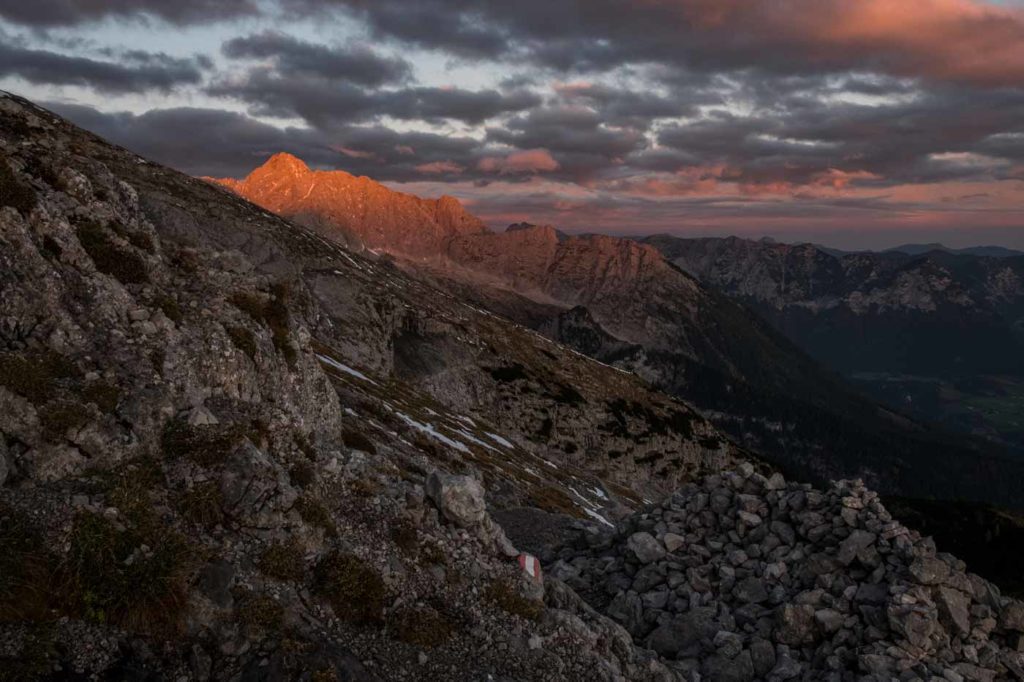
[314,552,385,625]
[389,606,454,648]
[258,538,305,582]
[484,579,542,621]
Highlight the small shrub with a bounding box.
[180,482,225,529]
[237,592,284,630]
[38,399,91,441]
[0,155,36,216]
[342,428,376,454]
[76,221,149,285]
[290,461,316,489]
[295,496,337,538]
[314,552,385,625]
[161,418,246,467]
[126,230,155,254]
[154,294,183,324]
[389,606,454,648]
[0,505,55,622]
[227,325,257,360]
[484,579,542,621]
[259,539,305,582]
[63,510,194,633]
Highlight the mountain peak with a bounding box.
[249,152,311,179]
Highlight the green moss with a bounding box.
[161,418,246,467]
[227,325,257,360]
[76,221,149,285]
[258,538,305,582]
[179,481,225,529]
[342,428,376,454]
[38,399,91,441]
[0,155,36,216]
[295,496,337,538]
[63,508,194,634]
[0,350,79,404]
[389,606,454,648]
[237,592,284,630]
[314,552,385,625]
[484,579,542,621]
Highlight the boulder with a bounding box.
[425,471,486,528]
[627,532,666,564]
[775,604,817,646]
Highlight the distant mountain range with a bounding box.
[821,242,1024,259]
[644,234,1024,448]
[210,156,1024,507]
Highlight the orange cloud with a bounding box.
[478,149,560,174]
[414,160,464,174]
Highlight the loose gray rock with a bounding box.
[425,471,486,528]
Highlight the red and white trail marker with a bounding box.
[518,553,542,582]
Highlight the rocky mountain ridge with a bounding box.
[211,156,1024,510]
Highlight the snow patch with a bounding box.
[316,354,379,385]
[485,432,515,449]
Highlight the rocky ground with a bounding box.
[3,92,1024,681]
[551,466,1024,681]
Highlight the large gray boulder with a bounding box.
[425,471,487,528]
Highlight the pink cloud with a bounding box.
[478,149,561,174]
[657,0,1024,86]
[414,160,464,174]
[335,146,376,160]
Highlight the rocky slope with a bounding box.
[212,157,1024,509]
[553,465,1024,681]
[0,92,746,680]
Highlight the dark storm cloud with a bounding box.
[222,32,411,88]
[302,0,1024,87]
[0,0,259,27]
[46,102,336,178]
[0,41,206,93]
[208,68,540,127]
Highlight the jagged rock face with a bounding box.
[551,466,1024,681]
[208,153,487,259]
[0,93,745,680]
[645,235,1024,377]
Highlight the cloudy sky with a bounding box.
[2,0,1024,249]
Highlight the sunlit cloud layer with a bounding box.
[1,0,1022,248]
